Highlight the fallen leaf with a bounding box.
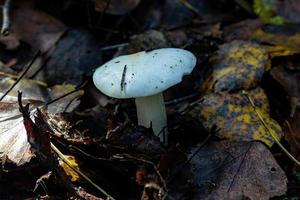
[0,0,66,53]
[59,155,80,182]
[201,40,270,93]
[225,23,300,54]
[115,30,168,56]
[0,94,42,166]
[0,78,47,101]
[38,108,93,145]
[47,83,84,114]
[189,88,283,147]
[184,141,287,200]
[34,29,102,86]
[95,0,140,15]
[0,79,83,113]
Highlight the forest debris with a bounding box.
[76,187,104,200]
[183,141,287,200]
[38,109,93,145]
[276,0,300,23]
[34,29,102,85]
[115,30,168,56]
[59,155,80,182]
[189,88,283,147]
[94,0,140,15]
[253,0,300,24]
[0,0,66,53]
[1,0,12,36]
[0,81,84,113]
[46,84,84,114]
[0,95,42,165]
[225,23,300,54]
[253,0,285,24]
[201,40,269,93]
[108,125,164,157]
[271,65,300,117]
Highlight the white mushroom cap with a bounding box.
[93,48,196,98]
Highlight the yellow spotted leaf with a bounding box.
[190,88,283,147]
[59,155,80,182]
[201,40,270,93]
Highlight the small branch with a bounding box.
[1,0,11,36]
[43,81,87,107]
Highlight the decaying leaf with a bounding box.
[38,108,93,145]
[225,23,300,54]
[0,79,83,113]
[59,155,80,182]
[0,95,42,166]
[189,88,283,147]
[271,65,300,116]
[0,78,47,101]
[0,0,66,53]
[184,141,287,200]
[95,0,140,15]
[115,30,168,56]
[34,29,102,86]
[201,40,270,93]
[47,84,84,114]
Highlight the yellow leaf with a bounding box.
[59,155,80,182]
[201,40,270,93]
[190,88,283,147]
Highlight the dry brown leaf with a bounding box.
[186,141,287,200]
[0,0,66,53]
[0,95,42,166]
[95,0,140,15]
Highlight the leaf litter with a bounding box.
[1,0,300,199]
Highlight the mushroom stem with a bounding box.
[135,93,168,144]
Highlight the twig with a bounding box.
[50,142,116,200]
[176,0,200,16]
[0,71,47,87]
[0,50,41,102]
[165,93,198,106]
[43,81,87,107]
[100,43,128,51]
[1,0,11,36]
[114,153,168,199]
[242,90,300,166]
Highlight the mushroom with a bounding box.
[93,48,196,144]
